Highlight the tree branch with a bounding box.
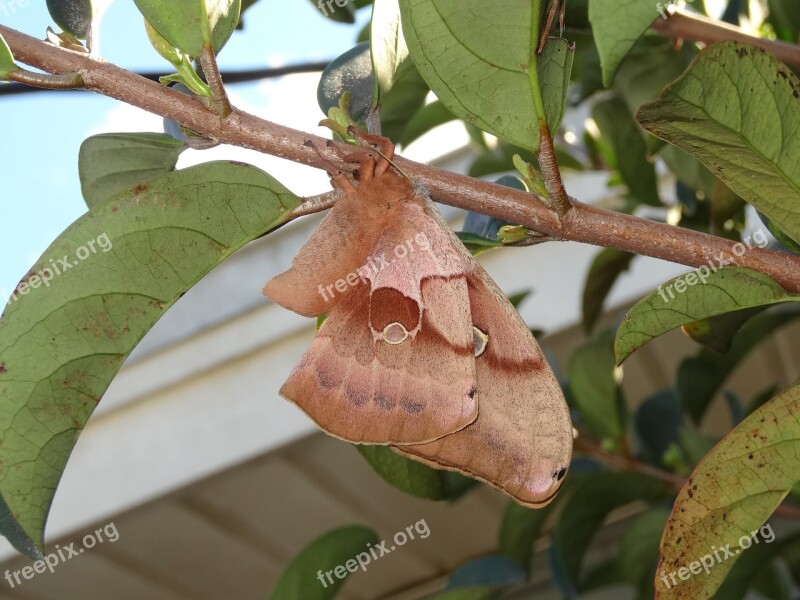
[3,24,800,293]
[0,61,331,96]
[574,436,800,521]
[652,9,800,68]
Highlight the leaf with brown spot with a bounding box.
[656,380,800,599]
[0,161,298,556]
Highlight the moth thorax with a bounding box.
[382,322,410,345]
[473,326,489,357]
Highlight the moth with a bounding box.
[264,136,573,507]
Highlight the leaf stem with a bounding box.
[529,0,572,217]
[199,45,232,118]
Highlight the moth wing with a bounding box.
[263,196,382,317]
[366,196,470,337]
[394,267,573,507]
[280,276,478,444]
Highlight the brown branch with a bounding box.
[652,9,800,68]
[574,436,686,490]
[574,436,800,521]
[2,24,800,293]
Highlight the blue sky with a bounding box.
[0,0,368,300]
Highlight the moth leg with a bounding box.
[330,172,357,194]
[303,139,356,192]
[346,127,396,176]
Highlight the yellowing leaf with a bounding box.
[656,380,800,599]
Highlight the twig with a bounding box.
[574,436,686,489]
[537,0,561,53]
[286,191,340,220]
[574,436,800,521]
[652,9,800,68]
[0,61,331,96]
[2,24,800,294]
[7,68,83,89]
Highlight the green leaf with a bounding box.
[370,0,411,103]
[400,0,574,152]
[357,445,447,500]
[615,267,800,365]
[682,306,768,353]
[637,41,800,246]
[589,0,665,86]
[145,22,212,97]
[657,381,800,600]
[133,0,241,58]
[379,62,429,142]
[619,508,670,593]
[400,100,455,147]
[0,33,17,80]
[613,37,692,115]
[0,493,41,561]
[428,586,508,600]
[551,472,669,592]
[677,306,800,424]
[569,330,625,440]
[718,539,792,600]
[468,140,582,179]
[79,133,188,209]
[309,0,357,23]
[659,145,717,199]
[46,0,93,39]
[582,248,635,333]
[634,390,682,464]
[445,556,525,589]
[498,500,553,572]
[0,162,299,553]
[269,525,379,599]
[592,96,659,206]
[456,232,502,256]
[757,210,800,253]
[767,0,800,42]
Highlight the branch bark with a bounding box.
[653,9,800,68]
[2,24,800,293]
